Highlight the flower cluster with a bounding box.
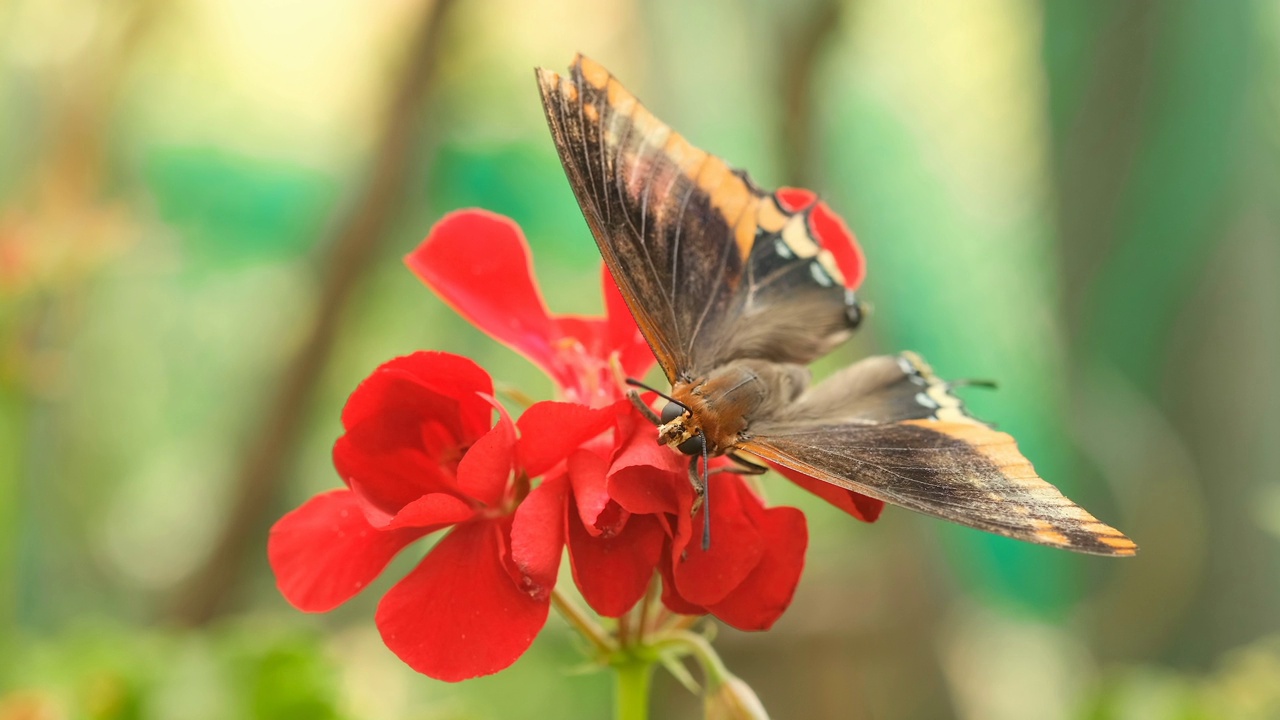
[269,198,880,681]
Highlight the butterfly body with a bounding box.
[659,359,809,457]
[538,55,1138,557]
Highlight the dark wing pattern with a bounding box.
[702,209,864,370]
[742,353,1137,556]
[536,55,860,380]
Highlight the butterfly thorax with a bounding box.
[658,360,809,456]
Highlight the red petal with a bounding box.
[407,211,576,388]
[607,420,690,517]
[554,316,609,360]
[670,477,765,606]
[455,402,516,507]
[706,505,807,631]
[376,519,549,681]
[334,435,458,526]
[657,551,707,616]
[268,490,432,612]
[341,372,466,462]
[386,352,495,441]
[542,317,621,406]
[516,400,622,477]
[568,511,664,617]
[386,492,476,530]
[770,462,884,523]
[343,352,493,442]
[568,449,614,533]
[601,264,656,378]
[775,188,866,290]
[510,474,569,594]
[335,353,496,522]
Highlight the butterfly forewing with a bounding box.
[537,55,860,379]
[538,58,741,380]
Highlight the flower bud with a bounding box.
[704,674,770,720]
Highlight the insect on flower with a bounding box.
[407,207,816,631]
[536,54,1137,557]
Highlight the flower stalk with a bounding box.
[551,587,615,658]
[612,654,655,720]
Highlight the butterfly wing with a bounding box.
[536,55,861,381]
[742,353,1138,556]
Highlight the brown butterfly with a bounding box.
[536,54,1136,557]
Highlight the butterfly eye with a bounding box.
[660,401,685,424]
[676,433,704,456]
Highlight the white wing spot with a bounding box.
[809,261,834,287]
[898,357,927,385]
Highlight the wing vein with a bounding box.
[686,170,744,360]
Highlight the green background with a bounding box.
[1,0,1277,717]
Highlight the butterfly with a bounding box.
[535,54,1136,557]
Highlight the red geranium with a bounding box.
[411,210,813,626]
[407,209,653,407]
[407,206,881,623]
[269,352,551,681]
[269,194,882,681]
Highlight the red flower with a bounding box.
[408,206,881,518]
[606,415,809,630]
[268,352,549,681]
[508,404,671,619]
[506,404,805,629]
[270,196,882,683]
[407,209,653,407]
[407,205,882,627]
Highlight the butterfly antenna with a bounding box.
[701,434,711,551]
[625,377,690,412]
[950,378,998,390]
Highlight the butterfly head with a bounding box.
[658,401,704,455]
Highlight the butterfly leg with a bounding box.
[626,389,662,425]
[687,456,706,509]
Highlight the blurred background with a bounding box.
[1,0,1277,717]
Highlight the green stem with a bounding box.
[635,573,659,643]
[651,629,730,687]
[551,587,615,657]
[613,655,655,720]
[617,610,632,647]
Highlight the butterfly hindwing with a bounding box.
[702,212,863,369]
[742,353,1137,556]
